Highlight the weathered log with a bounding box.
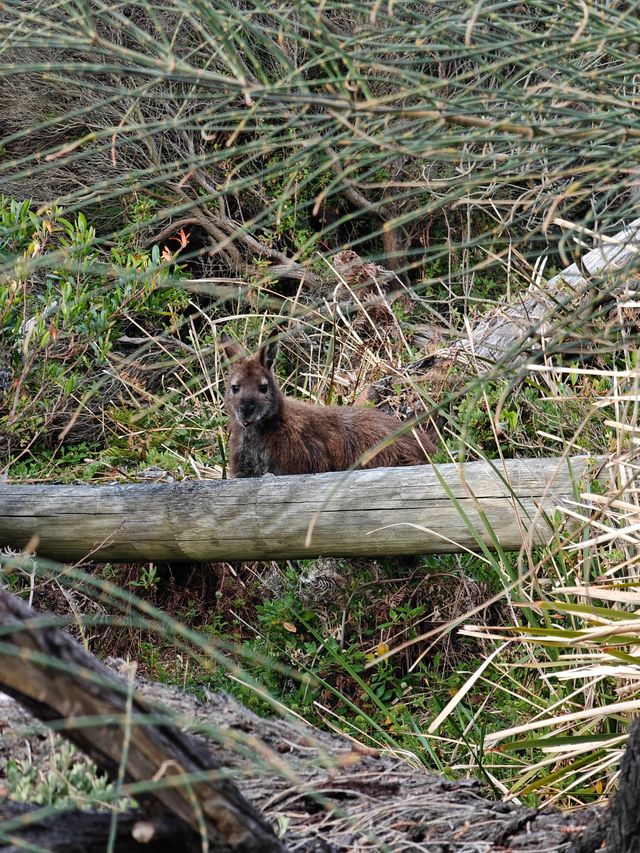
[0,589,283,853]
[0,801,196,852]
[0,588,606,852]
[0,456,603,562]
[417,216,640,371]
[604,716,640,853]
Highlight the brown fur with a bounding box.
[221,336,436,477]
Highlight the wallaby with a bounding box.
[221,336,436,477]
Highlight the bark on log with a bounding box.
[0,589,283,853]
[0,456,603,562]
[0,587,607,852]
[0,802,197,853]
[416,217,640,371]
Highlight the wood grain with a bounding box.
[0,589,284,852]
[0,456,603,562]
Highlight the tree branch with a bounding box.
[0,589,283,853]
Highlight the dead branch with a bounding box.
[0,589,283,853]
[417,217,640,372]
[0,592,608,852]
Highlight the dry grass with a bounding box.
[2,0,640,835]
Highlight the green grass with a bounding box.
[0,185,637,814]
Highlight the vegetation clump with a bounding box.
[1,0,639,823]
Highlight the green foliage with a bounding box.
[6,442,103,483]
[199,559,490,766]
[130,562,161,592]
[0,197,221,479]
[262,144,332,258]
[0,196,42,254]
[6,740,129,811]
[451,374,613,458]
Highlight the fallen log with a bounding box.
[0,589,283,853]
[0,456,603,562]
[604,716,640,853]
[417,216,640,371]
[0,802,196,853]
[0,587,613,853]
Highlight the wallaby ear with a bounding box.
[220,333,245,364]
[258,339,279,371]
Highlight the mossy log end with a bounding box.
[0,456,603,562]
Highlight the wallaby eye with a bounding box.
[259,383,269,394]
[231,384,240,394]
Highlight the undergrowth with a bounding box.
[2,1,640,841]
[0,198,637,812]
[6,741,129,812]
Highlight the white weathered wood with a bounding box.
[0,457,603,562]
[425,217,640,369]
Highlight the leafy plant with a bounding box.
[130,563,160,593]
[6,740,129,811]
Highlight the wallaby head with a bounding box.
[221,335,282,429]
